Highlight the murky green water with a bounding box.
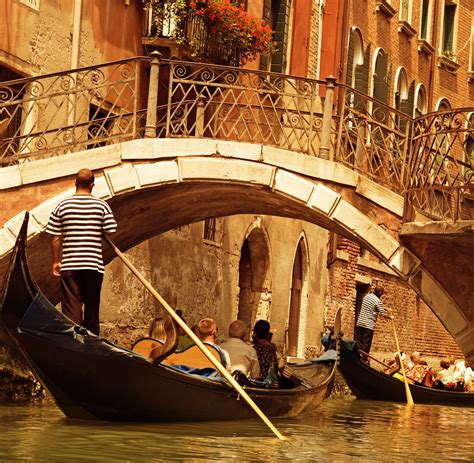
[0,398,473,462]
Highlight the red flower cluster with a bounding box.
[187,0,273,65]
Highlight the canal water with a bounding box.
[0,398,473,462]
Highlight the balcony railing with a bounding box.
[143,1,241,66]
[0,55,473,223]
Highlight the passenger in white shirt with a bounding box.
[220,320,260,379]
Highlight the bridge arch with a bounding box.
[0,138,470,360]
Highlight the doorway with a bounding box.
[237,228,271,338]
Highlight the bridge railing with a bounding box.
[335,84,413,194]
[150,59,336,157]
[1,55,473,222]
[404,109,474,222]
[0,58,145,166]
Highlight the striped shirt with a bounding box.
[46,195,117,273]
[356,293,386,330]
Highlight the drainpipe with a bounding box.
[68,0,82,128]
[427,1,439,112]
[336,0,350,117]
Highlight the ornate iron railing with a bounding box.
[1,54,473,222]
[335,84,412,193]
[404,109,474,221]
[154,60,334,156]
[0,58,143,166]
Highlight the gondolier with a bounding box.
[354,285,392,361]
[46,168,117,335]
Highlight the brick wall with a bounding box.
[325,236,463,359]
[349,0,473,111]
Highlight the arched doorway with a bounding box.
[237,227,271,339]
[287,237,308,357]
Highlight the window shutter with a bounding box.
[443,5,456,52]
[259,0,272,71]
[346,29,355,85]
[353,44,370,113]
[270,0,291,73]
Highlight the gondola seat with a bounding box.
[132,338,226,370]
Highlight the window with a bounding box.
[394,67,411,131]
[0,66,24,165]
[203,218,223,245]
[419,0,431,41]
[442,1,457,55]
[399,0,411,23]
[260,0,290,73]
[414,84,427,117]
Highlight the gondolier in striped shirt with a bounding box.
[355,285,393,362]
[46,169,117,335]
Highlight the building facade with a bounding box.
[1,0,471,362]
[321,0,473,357]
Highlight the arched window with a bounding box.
[372,48,390,104]
[394,67,408,112]
[414,84,427,117]
[347,28,364,88]
[436,98,451,111]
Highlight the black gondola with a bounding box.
[339,339,474,406]
[0,213,336,422]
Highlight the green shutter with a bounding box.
[270,0,291,73]
[354,44,371,113]
[443,5,456,52]
[346,29,355,85]
[259,0,272,71]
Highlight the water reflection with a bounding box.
[1,398,473,462]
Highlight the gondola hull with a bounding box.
[339,341,474,406]
[0,214,335,422]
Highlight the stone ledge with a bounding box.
[401,220,474,236]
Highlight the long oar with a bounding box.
[105,236,287,440]
[391,318,414,406]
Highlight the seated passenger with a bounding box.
[148,317,166,341]
[196,318,231,370]
[433,359,462,390]
[220,320,260,379]
[406,351,431,385]
[252,320,282,386]
[175,310,194,351]
[407,351,421,369]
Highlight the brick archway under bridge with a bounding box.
[0,138,472,363]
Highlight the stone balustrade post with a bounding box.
[319,76,337,160]
[145,51,162,138]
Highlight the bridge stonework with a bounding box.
[1,138,472,364]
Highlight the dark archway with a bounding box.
[237,227,271,338]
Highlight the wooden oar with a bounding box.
[359,349,392,369]
[105,236,287,441]
[391,318,415,406]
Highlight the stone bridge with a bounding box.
[1,138,473,363]
[0,56,473,362]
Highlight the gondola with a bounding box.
[0,213,336,422]
[339,339,474,406]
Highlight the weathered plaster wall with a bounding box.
[0,0,143,76]
[101,214,329,356]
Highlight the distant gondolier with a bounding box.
[355,285,392,361]
[46,169,117,335]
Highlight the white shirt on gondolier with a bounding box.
[356,293,386,330]
[46,195,117,273]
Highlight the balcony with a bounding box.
[142,0,273,67]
